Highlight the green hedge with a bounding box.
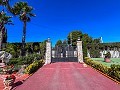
[108,64,120,82]
[84,57,120,82]
[8,54,43,65]
[25,59,45,74]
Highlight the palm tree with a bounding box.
[0,0,5,5]
[0,0,13,13]
[0,10,12,50]
[12,2,35,56]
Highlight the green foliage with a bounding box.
[104,52,111,58]
[39,41,46,58]
[99,42,120,49]
[0,10,13,50]
[3,41,46,58]
[88,43,101,58]
[12,65,21,72]
[25,59,45,74]
[84,57,120,82]
[67,30,82,46]
[8,54,44,65]
[86,38,101,58]
[87,42,120,58]
[12,1,35,21]
[2,43,20,58]
[108,64,120,81]
[67,30,94,57]
[0,68,3,74]
[55,40,62,47]
[34,45,40,52]
[0,10,12,24]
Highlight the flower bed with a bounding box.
[25,59,45,74]
[3,74,16,89]
[84,57,120,82]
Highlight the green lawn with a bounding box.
[91,58,120,67]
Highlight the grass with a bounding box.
[91,58,120,67]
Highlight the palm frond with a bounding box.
[0,10,13,25]
[12,1,35,22]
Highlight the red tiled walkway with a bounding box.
[15,62,120,90]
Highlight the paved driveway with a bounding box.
[15,62,120,90]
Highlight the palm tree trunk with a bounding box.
[22,21,26,56]
[0,30,2,51]
[0,23,4,51]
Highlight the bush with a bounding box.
[104,52,111,58]
[108,64,120,82]
[12,65,21,72]
[25,59,45,74]
[84,57,120,82]
[8,54,44,65]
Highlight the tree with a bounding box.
[2,28,7,43]
[67,30,82,46]
[33,42,40,53]
[2,43,19,58]
[0,10,12,50]
[39,40,46,59]
[55,40,62,47]
[82,34,92,44]
[93,38,100,43]
[12,2,35,56]
[25,43,33,55]
[0,0,6,6]
[67,30,96,57]
[0,0,14,14]
[62,39,67,47]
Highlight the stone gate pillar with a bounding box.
[77,38,83,63]
[45,38,52,65]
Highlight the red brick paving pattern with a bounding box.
[15,62,120,90]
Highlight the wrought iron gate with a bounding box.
[52,45,78,62]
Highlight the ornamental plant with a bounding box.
[104,52,111,58]
[25,59,44,74]
[5,74,16,80]
[84,57,120,82]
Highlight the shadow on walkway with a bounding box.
[12,81,23,90]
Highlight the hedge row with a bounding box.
[8,54,43,65]
[84,57,120,82]
[25,59,45,74]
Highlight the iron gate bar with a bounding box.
[52,45,78,62]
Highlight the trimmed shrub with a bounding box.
[84,57,120,82]
[104,52,111,58]
[25,59,45,74]
[108,64,120,82]
[8,54,44,65]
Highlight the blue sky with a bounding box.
[1,0,120,46]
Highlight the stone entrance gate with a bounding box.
[45,38,83,64]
